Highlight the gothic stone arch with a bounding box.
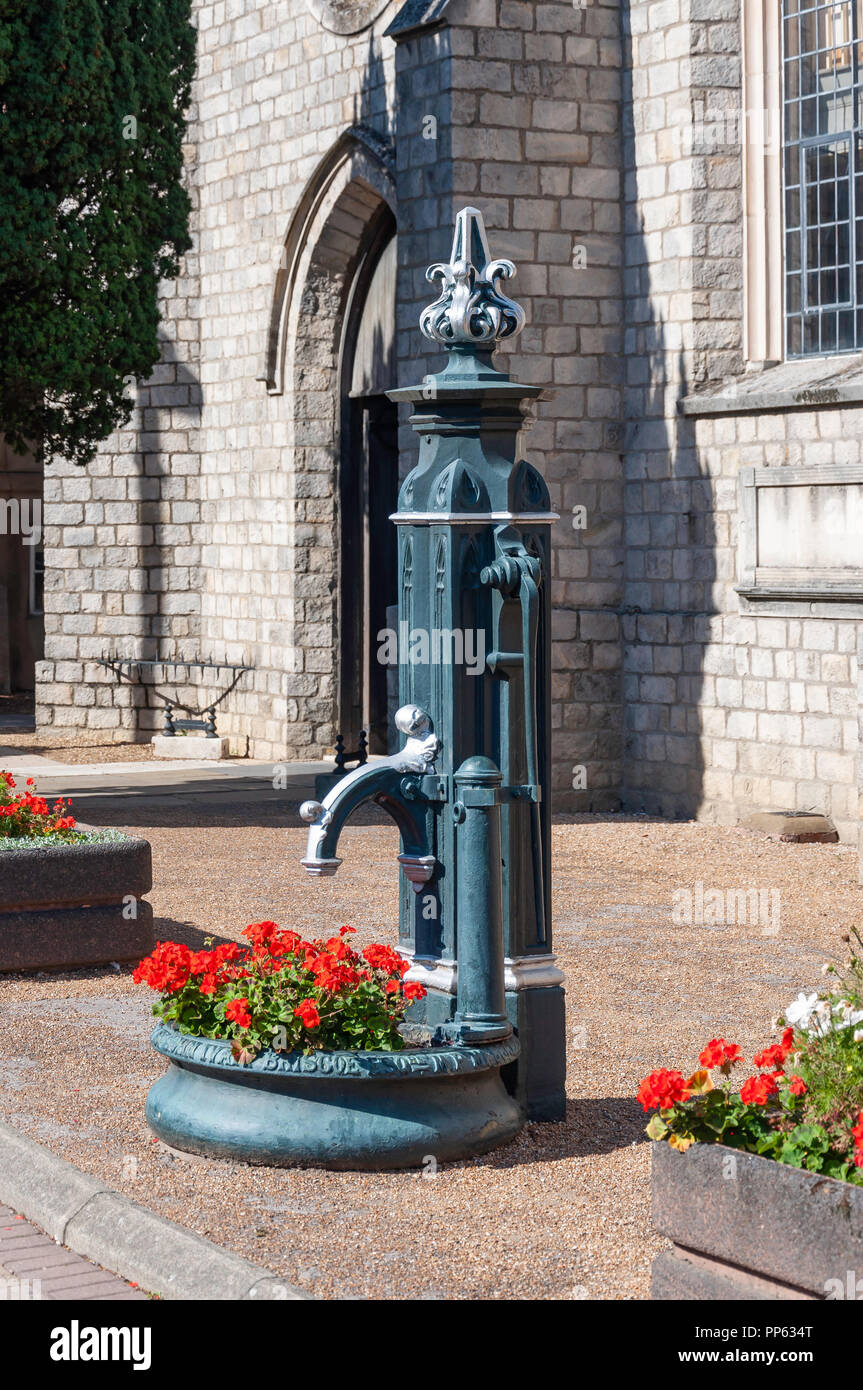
[263,127,396,756]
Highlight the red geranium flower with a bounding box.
[311,953,359,991]
[754,1027,797,1070]
[698,1038,743,1071]
[362,943,407,976]
[636,1069,691,1113]
[740,1073,779,1106]
[325,936,354,962]
[850,1113,863,1166]
[132,941,193,994]
[294,1000,321,1029]
[243,920,280,948]
[225,997,252,1029]
[788,1075,807,1096]
[754,1044,789,1070]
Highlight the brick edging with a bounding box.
[0,1121,313,1301]
[0,1204,148,1300]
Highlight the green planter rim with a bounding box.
[151,1020,520,1081]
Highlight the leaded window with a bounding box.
[783,0,863,355]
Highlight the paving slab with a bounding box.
[0,1126,312,1301]
[0,1206,147,1301]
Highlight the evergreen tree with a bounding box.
[0,0,196,465]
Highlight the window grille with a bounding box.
[783,0,863,354]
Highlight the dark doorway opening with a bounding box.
[341,394,398,753]
[338,211,398,754]
[0,442,43,700]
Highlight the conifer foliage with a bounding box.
[0,1,196,464]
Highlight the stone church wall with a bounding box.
[32,0,863,846]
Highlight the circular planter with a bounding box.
[146,1022,523,1170]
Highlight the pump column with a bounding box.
[446,756,511,1043]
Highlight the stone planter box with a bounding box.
[0,829,154,971]
[651,1140,863,1300]
[146,1022,523,1170]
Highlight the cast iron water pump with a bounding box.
[301,208,565,1120]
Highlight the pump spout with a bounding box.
[299,706,439,886]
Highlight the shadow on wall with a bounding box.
[120,335,204,735]
[354,31,391,144]
[620,0,716,820]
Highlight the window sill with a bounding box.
[680,353,863,416]
[736,588,863,617]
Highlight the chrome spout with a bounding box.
[300,706,439,881]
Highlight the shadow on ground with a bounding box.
[150,918,241,951]
[60,798,396,832]
[463,1096,647,1171]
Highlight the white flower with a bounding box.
[831,1001,863,1032]
[784,991,863,1038]
[853,1029,863,1044]
[785,991,820,1030]
[812,1001,835,1036]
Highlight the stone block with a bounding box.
[151,735,230,760]
[745,811,838,843]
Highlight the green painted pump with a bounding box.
[301,208,566,1121]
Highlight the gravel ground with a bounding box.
[0,806,858,1301]
[0,731,157,764]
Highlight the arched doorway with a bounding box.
[338,211,398,753]
[262,126,399,759]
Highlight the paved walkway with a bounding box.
[0,1207,147,1300]
[0,753,335,817]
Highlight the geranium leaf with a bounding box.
[685,1069,714,1095]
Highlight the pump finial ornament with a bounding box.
[419,206,525,348]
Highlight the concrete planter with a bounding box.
[0,829,153,971]
[146,1022,524,1170]
[651,1139,863,1300]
